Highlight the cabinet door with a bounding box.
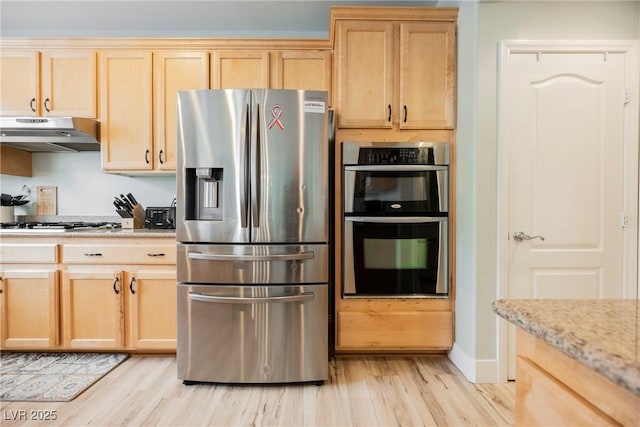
[41,50,97,118]
[62,270,124,349]
[335,21,393,128]
[153,51,209,172]
[100,51,153,171]
[272,50,332,104]
[125,269,176,350]
[0,269,59,349]
[0,50,39,116]
[211,50,269,89]
[399,22,456,129]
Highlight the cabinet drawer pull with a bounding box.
[44,97,51,112]
[84,253,103,257]
[145,149,150,164]
[129,277,136,294]
[159,150,164,164]
[30,98,36,112]
[403,105,407,123]
[387,104,392,122]
[113,277,120,294]
[147,253,165,257]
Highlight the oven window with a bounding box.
[363,238,427,270]
[350,220,446,296]
[352,170,445,214]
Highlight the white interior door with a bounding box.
[499,43,638,380]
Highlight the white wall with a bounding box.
[450,0,640,383]
[0,153,176,216]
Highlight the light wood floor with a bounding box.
[1,355,515,426]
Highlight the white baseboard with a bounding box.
[448,343,500,383]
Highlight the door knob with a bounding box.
[513,231,545,242]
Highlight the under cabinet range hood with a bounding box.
[0,116,100,152]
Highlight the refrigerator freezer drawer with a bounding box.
[177,243,328,284]
[177,283,328,384]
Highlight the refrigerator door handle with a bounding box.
[240,102,250,228]
[250,100,260,227]
[188,251,315,261]
[188,291,315,304]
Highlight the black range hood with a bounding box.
[0,116,100,152]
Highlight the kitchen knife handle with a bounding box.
[30,98,36,113]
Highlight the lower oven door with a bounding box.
[343,216,448,297]
[177,284,328,384]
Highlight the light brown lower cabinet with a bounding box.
[0,237,177,353]
[0,269,59,349]
[515,328,639,426]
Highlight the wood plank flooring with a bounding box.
[0,355,515,426]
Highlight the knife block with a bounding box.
[121,204,145,229]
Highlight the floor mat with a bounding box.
[0,352,128,402]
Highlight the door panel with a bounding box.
[177,284,327,383]
[502,47,635,379]
[253,89,328,243]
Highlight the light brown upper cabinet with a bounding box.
[0,50,97,117]
[101,50,209,173]
[154,51,210,172]
[211,50,270,89]
[212,49,332,104]
[335,20,456,129]
[271,50,332,105]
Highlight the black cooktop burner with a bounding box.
[0,221,122,231]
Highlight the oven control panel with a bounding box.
[357,147,435,165]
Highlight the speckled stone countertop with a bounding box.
[493,299,640,396]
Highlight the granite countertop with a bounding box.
[493,299,640,396]
[0,228,176,238]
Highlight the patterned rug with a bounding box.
[0,352,128,402]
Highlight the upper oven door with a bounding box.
[344,165,448,215]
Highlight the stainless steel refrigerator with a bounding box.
[176,89,329,385]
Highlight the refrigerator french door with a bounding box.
[176,89,329,384]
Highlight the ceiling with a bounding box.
[0,0,442,38]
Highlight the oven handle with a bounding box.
[188,251,314,261]
[345,216,447,223]
[344,165,447,172]
[188,291,314,304]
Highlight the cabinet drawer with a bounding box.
[337,310,452,350]
[0,244,58,263]
[63,244,176,264]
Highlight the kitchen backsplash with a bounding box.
[0,152,176,216]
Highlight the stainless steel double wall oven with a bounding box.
[176,89,329,385]
[342,141,449,297]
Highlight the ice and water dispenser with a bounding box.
[185,167,223,221]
